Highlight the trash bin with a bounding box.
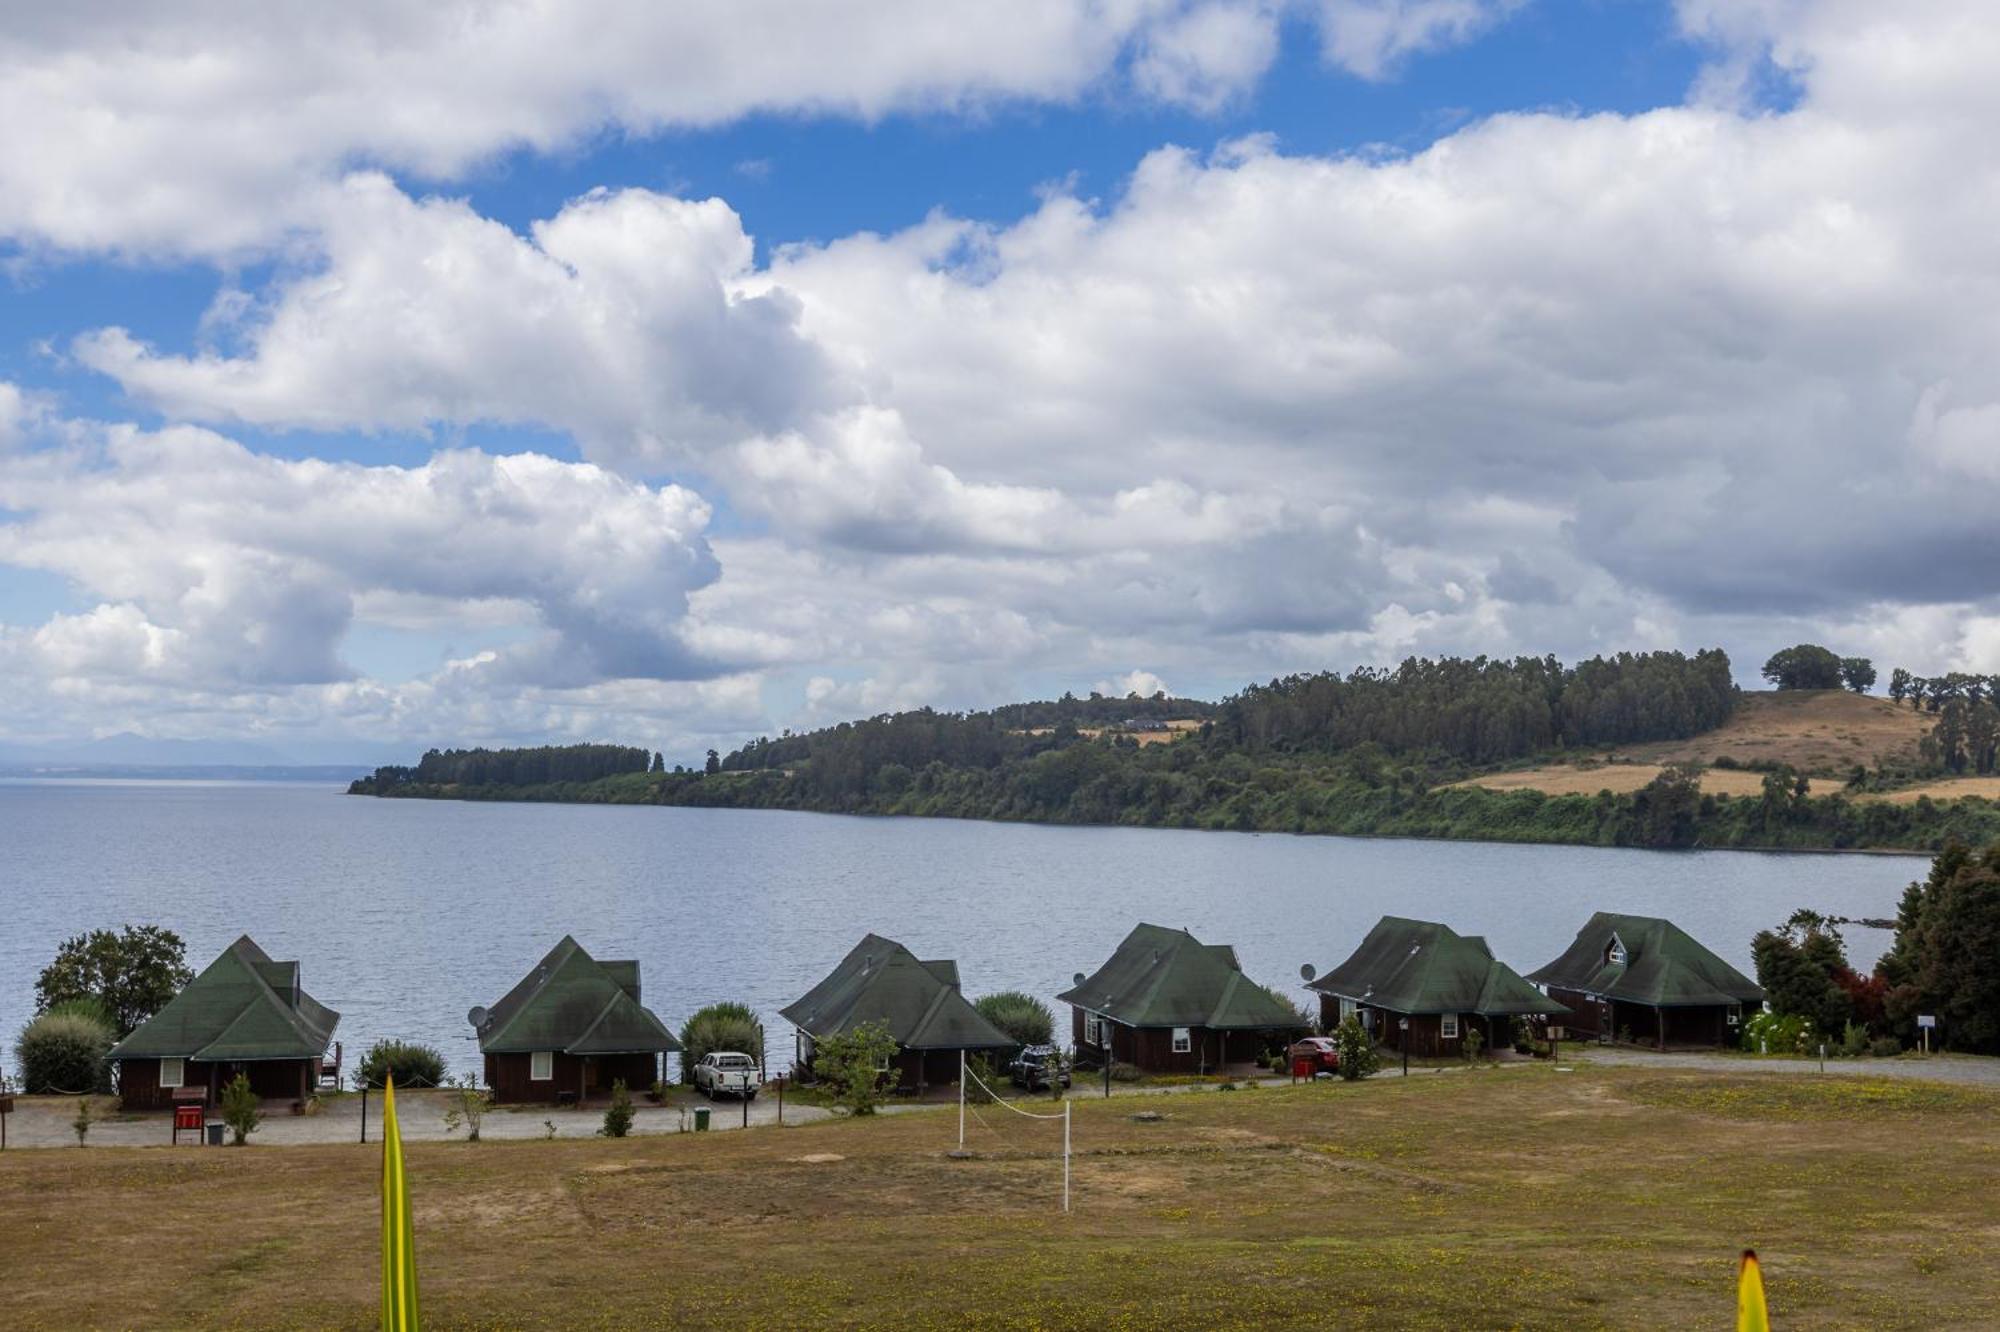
[1292,1057,1314,1081]
[693,1107,711,1132]
[205,1122,225,1146]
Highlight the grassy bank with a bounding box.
[7,1065,2000,1329]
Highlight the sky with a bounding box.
[1,1,1997,765]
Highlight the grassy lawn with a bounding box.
[6,1065,1999,1329]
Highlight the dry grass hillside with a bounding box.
[1620,690,1932,774]
[1454,691,1948,801]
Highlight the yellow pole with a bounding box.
[381,1075,421,1330]
[1737,1249,1769,1332]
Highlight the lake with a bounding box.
[0,780,1926,1080]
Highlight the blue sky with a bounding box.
[0,1,1990,762]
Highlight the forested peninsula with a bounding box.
[349,650,2000,853]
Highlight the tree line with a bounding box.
[1208,649,1737,765]
[351,743,654,793]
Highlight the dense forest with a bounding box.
[351,743,652,792]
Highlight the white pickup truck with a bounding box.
[693,1051,762,1100]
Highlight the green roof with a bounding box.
[1056,923,1306,1031]
[476,937,681,1055]
[1528,913,1763,1008]
[780,934,1015,1050]
[108,936,338,1062]
[1308,917,1567,1018]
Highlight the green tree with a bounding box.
[220,1073,262,1145]
[705,749,721,776]
[651,752,665,773]
[1889,667,1912,705]
[1634,762,1702,847]
[677,1003,764,1084]
[34,925,193,1036]
[973,991,1055,1047]
[813,1020,900,1115]
[600,1079,635,1138]
[1332,1016,1379,1081]
[1881,841,2000,1052]
[1840,657,1877,693]
[1751,910,1855,1036]
[1761,644,1844,691]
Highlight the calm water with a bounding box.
[0,780,1925,1080]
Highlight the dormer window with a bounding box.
[1606,935,1627,967]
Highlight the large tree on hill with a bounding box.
[1839,657,1876,693]
[1761,644,1844,691]
[1888,667,1912,705]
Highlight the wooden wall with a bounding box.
[1545,989,1740,1048]
[1070,1008,1273,1074]
[485,1051,661,1104]
[117,1057,314,1111]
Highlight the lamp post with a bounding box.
[1400,1017,1409,1077]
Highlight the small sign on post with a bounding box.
[1918,1014,1937,1056]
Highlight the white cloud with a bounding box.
[1313,0,1525,80]
[1096,669,1171,698]
[0,1,1322,258]
[0,414,719,690]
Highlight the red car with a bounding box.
[1289,1036,1340,1075]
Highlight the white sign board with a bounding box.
[1918,1015,1937,1029]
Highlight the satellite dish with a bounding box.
[466,1006,490,1031]
[1299,963,1317,982]
[1072,972,1086,987]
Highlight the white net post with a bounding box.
[958,1048,966,1150]
[1063,1100,1071,1213]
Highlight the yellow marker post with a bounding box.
[381,1075,421,1330]
[1737,1249,1769,1332]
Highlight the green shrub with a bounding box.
[1839,1020,1870,1058]
[1333,1016,1379,1081]
[973,991,1054,1048]
[220,1073,261,1145]
[813,1020,899,1115]
[16,1010,115,1094]
[678,1003,763,1084]
[355,1039,446,1089]
[600,1079,634,1138]
[1742,1010,1813,1055]
[1107,1061,1143,1083]
[441,1073,490,1141]
[1869,1036,1904,1058]
[1460,1026,1485,1062]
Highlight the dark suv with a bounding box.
[1007,1045,1072,1091]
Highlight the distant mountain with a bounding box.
[0,731,403,776]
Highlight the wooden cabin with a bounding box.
[108,935,340,1111]
[472,936,681,1103]
[1307,917,1566,1058]
[1058,923,1306,1075]
[781,934,1014,1093]
[1528,912,1763,1048]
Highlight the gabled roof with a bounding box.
[1528,913,1763,1008]
[1308,917,1566,1018]
[475,936,681,1055]
[1056,923,1305,1031]
[779,934,1015,1050]
[109,936,339,1062]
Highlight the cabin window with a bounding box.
[159,1057,185,1089]
[530,1051,553,1081]
[1084,1014,1104,1046]
[1441,1014,1460,1040]
[874,1051,892,1073]
[1726,1008,1741,1026]
[1607,936,1627,966]
[1171,1027,1191,1053]
[1339,998,1357,1022]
